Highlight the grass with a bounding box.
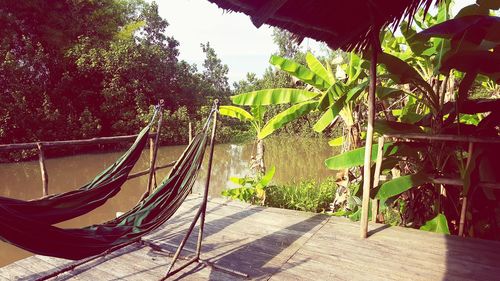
[265,177,337,213]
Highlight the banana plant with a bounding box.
[221,166,276,205]
[268,51,378,152]
[220,51,373,210]
[221,51,371,174]
[219,89,318,175]
[416,2,500,237]
[325,0,500,235]
[378,0,453,116]
[311,52,370,152]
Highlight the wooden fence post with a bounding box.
[459,142,474,236]
[37,143,49,196]
[149,137,157,190]
[146,109,163,196]
[372,136,385,223]
[188,122,193,143]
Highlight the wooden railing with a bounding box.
[370,133,500,237]
[0,134,154,152]
[0,124,194,197]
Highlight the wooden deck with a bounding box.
[1,194,500,281]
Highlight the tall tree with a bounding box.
[200,42,231,102]
[0,0,209,147]
[272,28,301,59]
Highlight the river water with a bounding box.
[0,137,337,266]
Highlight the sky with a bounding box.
[156,0,475,85]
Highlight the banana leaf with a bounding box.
[325,142,398,170]
[219,106,254,121]
[231,88,319,106]
[258,101,318,139]
[328,136,343,147]
[269,55,330,90]
[306,52,334,85]
[374,120,425,134]
[420,213,450,234]
[376,171,431,199]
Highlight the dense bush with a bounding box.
[265,177,337,213]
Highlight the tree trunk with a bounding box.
[342,124,361,153]
[252,138,265,176]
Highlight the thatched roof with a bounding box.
[207,0,436,50]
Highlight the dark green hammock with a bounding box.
[0,121,151,225]
[0,116,210,260]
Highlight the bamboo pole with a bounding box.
[127,161,175,180]
[371,136,385,223]
[360,30,379,238]
[429,178,500,189]
[0,133,156,152]
[188,122,193,143]
[382,133,500,144]
[37,143,49,196]
[459,197,468,236]
[145,101,164,197]
[148,137,157,190]
[459,142,474,236]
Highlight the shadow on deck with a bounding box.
[1,195,500,280]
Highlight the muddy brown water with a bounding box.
[0,137,337,266]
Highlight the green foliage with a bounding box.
[420,214,451,234]
[328,136,344,147]
[0,0,239,161]
[271,28,303,60]
[353,1,500,237]
[231,88,319,106]
[258,101,318,139]
[221,166,276,204]
[201,42,231,102]
[376,172,431,200]
[115,20,146,40]
[324,142,398,170]
[219,106,254,122]
[223,88,320,141]
[265,177,337,213]
[228,51,369,153]
[270,55,330,90]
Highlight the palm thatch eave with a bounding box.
[207,0,437,51]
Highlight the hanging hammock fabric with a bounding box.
[0,112,157,225]
[0,112,212,260]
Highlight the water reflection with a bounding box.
[0,137,337,266]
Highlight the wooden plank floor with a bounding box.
[1,194,500,281]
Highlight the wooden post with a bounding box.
[372,136,385,223]
[459,197,468,236]
[360,29,379,238]
[37,143,49,196]
[188,122,193,143]
[138,101,164,202]
[149,137,157,190]
[459,141,474,236]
